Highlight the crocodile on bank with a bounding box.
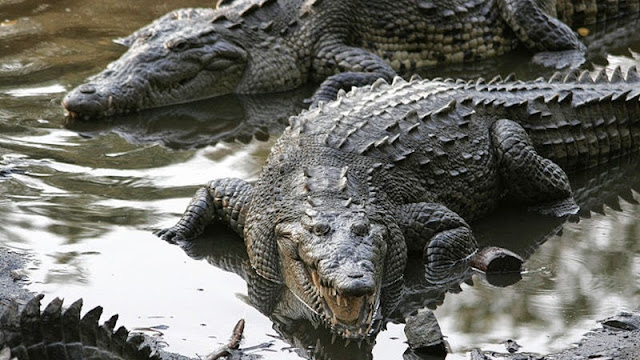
[155,67,640,339]
[61,0,640,119]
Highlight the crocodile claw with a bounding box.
[154,227,189,244]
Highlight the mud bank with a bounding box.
[472,312,640,360]
[0,248,34,305]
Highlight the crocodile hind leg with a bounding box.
[310,44,397,104]
[491,119,579,216]
[155,178,252,243]
[398,203,478,283]
[497,0,586,68]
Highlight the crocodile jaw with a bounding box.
[310,269,378,338]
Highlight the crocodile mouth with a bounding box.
[310,269,377,339]
[63,68,212,120]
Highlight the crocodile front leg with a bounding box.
[497,0,586,68]
[155,178,252,243]
[310,44,397,104]
[398,203,478,282]
[491,119,579,216]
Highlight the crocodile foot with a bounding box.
[154,226,189,244]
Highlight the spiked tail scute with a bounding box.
[578,71,593,84]
[595,68,609,83]
[610,66,624,82]
[488,75,503,85]
[548,72,563,83]
[370,77,389,90]
[563,69,579,82]
[627,66,640,82]
[409,74,422,82]
[503,73,517,82]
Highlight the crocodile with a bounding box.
[61,0,640,119]
[154,67,640,339]
[0,295,161,360]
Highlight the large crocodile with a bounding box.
[173,151,640,357]
[155,67,640,339]
[62,0,640,118]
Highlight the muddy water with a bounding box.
[0,1,639,359]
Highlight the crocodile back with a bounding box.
[274,69,640,219]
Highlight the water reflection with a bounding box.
[441,157,640,356]
[65,88,312,150]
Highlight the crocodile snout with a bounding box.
[339,275,375,297]
[324,260,376,298]
[62,83,112,119]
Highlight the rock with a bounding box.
[504,339,521,353]
[404,308,447,356]
[600,311,640,331]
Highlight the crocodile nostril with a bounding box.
[78,84,97,94]
[340,277,374,297]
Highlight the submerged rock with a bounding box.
[404,308,448,357]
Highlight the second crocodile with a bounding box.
[62,0,639,118]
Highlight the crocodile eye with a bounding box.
[165,38,190,52]
[351,222,370,237]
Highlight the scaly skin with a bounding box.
[156,67,640,339]
[61,0,639,118]
[0,295,160,360]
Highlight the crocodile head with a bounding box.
[62,9,248,119]
[272,207,403,339]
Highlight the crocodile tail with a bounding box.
[0,295,159,360]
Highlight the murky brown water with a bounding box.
[1,1,640,359]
